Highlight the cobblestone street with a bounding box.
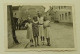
[11,22,74,49]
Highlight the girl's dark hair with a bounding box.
[33,16,37,20]
[37,13,42,18]
[27,18,32,23]
[44,16,47,21]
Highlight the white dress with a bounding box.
[38,17,44,37]
[25,23,33,39]
[44,20,50,38]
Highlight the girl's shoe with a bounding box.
[30,45,34,47]
[37,44,39,46]
[42,41,45,45]
[47,43,51,46]
[30,42,34,47]
[47,38,51,46]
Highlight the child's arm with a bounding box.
[48,20,51,27]
[48,22,50,27]
[25,23,28,29]
[37,21,39,25]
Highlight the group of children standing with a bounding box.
[25,14,51,47]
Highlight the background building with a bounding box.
[12,6,20,18]
[48,6,73,23]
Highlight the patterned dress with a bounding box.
[32,21,39,37]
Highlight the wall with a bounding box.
[13,10,20,18]
[52,6,73,23]
[7,6,14,48]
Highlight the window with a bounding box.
[68,12,71,20]
[68,12,71,15]
[62,14,64,20]
[65,13,67,20]
[15,13,16,15]
[59,6,60,10]
[60,14,61,20]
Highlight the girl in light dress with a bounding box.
[25,18,34,47]
[38,14,45,45]
[44,16,51,46]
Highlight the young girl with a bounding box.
[38,14,45,45]
[44,16,51,46]
[25,18,34,47]
[32,16,39,47]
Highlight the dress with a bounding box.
[38,17,44,37]
[25,23,33,39]
[32,21,39,37]
[44,20,50,38]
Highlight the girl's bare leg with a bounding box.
[34,37,37,47]
[37,36,39,46]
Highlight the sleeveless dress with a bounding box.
[38,17,44,37]
[44,20,50,38]
[32,21,39,37]
[25,23,33,39]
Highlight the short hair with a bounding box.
[33,16,37,20]
[37,13,42,17]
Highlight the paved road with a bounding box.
[11,22,74,49]
[50,22,74,48]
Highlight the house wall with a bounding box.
[51,6,73,23]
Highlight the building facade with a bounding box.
[12,6,20,18]
[49,6,73,23]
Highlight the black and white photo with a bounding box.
[6,4,75,51]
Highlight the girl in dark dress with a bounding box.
[32,16,39,47]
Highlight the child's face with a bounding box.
[28,19,32,23]
[34,18,37,21]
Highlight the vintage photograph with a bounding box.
[6,4,75,50]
